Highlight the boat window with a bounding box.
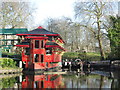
[41,55,44,62]
[34,54,39,62]
[46,48,52,55]
[41,40,44,48]
[35,40,44,48]
[34,54,44,62]
[35,40,39,48]
[34,81,39,88]
[41,81,44,88]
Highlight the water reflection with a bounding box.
[0,70,120,89]
[22,74,65,88]
[62,73,112,88]
[0,77,16,88]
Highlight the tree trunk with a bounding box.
[98,36,105,60]
[71,41,74,52]
[99,76,104,89]
[97,17,105,60]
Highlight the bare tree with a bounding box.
[0,1,35,53]
[74,1,115,60]
[45,17,97,52]
[0,1,34,29]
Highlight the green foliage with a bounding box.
[0,77,16,88]
[62,52,101,61]
[85,52,101,61]
[63,52,79,59]
[0,58,16,68]
[107,15,120,60]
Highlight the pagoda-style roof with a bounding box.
[45,42,66,51]
[25,36,48,39]
[15,42,30,47]
[16,26,60,36]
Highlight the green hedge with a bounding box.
[0,58,17,68]
[62,52,101,61]
[63,52,79,59]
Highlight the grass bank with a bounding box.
[62,52,101,61]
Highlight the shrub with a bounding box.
[0,58,16,68]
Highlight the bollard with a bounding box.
[69,64,71,72]
[19,61,22,68]
[65,62,67,66]
[77,69,80,72]
[80,61,83,71]
[19,75,22,82]
[69,61,71,71]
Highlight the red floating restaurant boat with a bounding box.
[16,26,65,71]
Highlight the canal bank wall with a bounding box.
[0,68,23,74]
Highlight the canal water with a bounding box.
[0,70,120,89]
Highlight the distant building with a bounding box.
[0,28,28,53]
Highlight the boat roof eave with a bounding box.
[16,34,60,36]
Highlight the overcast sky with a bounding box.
[30,0,75,27]
[29,0,119,29]
[1,0,119,29]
